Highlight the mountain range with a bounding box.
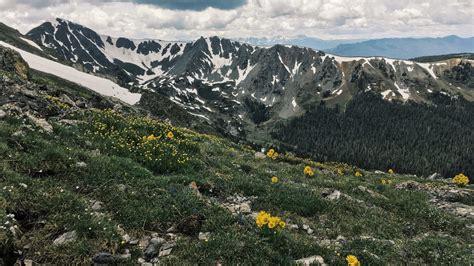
[235,35,474,60]
[1,18,473,177]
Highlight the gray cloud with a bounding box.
[135,0,247,11]
[0,0,472,41]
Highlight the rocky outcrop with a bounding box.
[0,46,29,79]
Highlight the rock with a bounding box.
[12,130,25,138]
[24,259,34,266]
[239,203,251,213]
[0,110,6,119]
[395,181,426,191]
[289,224,299,230]
[27,114,53,133]
[159,248,172,257]
[91,200,103,211]
[92,252,115,264]
[58,119,79,126]
[75,162,87,168]
[336,235,347,244]
[59,94,76,106]
[321,189,341,200]
[307,228,314,234]
[144,244,158,261]
[254,152,266,160]
[357,186,389,200]
[53,230,77,246]
[122,234,131,243]
[302,224,309,230]
[117,184,127,192]
[295,255,326,266]
[150,237,165,246]
[198,232,211,241]
[139,236,151,249]
[427,173,443,180]
[374,170,385,174]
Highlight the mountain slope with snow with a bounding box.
[3,18,471,139]
[0,41,141,104]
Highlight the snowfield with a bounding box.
[0,41,141,105]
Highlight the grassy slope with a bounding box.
[0,107,472,265]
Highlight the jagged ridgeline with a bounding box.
[2,18,474,178]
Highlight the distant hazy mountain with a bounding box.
[234,35,362,50]
[329,36,474,59]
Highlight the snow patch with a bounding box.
[0,41,141,105]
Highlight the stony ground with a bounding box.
[0,47,473,265]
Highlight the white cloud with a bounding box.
[0,0,472,40]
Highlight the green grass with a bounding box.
[1,110,473,264]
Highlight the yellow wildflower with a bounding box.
[271,152,279,160]
[388,169,395,174]
[266,148,275,158]
[166,131,174,139]
[355,171,363,177]
[279,221,286,228]
[346,255,360,266]
[337,169,344,176]
[271,176,279,184]
[304,166,314,176]
[453,173,469,186]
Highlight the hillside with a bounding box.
[1,18,473,180]
[1,46,473,265]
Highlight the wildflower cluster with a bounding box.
[256,211,285,231]
[80,110,199,173]
[355,171,363,177]
[45,95,70,110]
[453,173,469,186]
[381,178,392,185]
[266,148,279,160]
[346,255,360,266]
[304,166,314,176]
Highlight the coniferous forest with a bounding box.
[272,92,474,179]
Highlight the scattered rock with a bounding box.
[117,184,127,192]
[357,186,389,200]
[27,114,53,133]
[254,152,266,160]
[427,173,443,180]
[53,230,77,246]
[395,181,427,191]
[122,234,131,243]
[91,200,103,211]
[150,237,165,246]
[159,248,172,257]
[321,189,341,200]
[75,162,87,168]
[198,232,211,241]
[336,235,347,244]
[295,255,326,266]
[374,170,385,174]
[12,130,25,138]
[239,203,251,213]
[307,228,314,234]
[0,109,6,119]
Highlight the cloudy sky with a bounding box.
[0,0,473,41]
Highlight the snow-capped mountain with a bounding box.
[9,18,473,137]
